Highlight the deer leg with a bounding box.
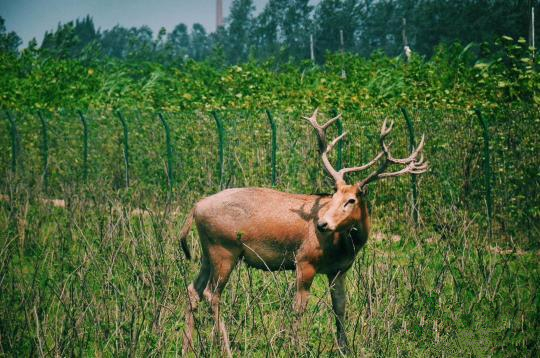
[327,271,350,354]
[204,246,238,358]
[183,256,211,355]
[293,262,316,313]
[292,262,316,346]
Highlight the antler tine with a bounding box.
[327,131,347,152]
[302,107,320,123]
[378,157,429,179]
[381,118,394,137]
[303,109,342,130]
[339,151,385,176]
[382,134,426,165]
[322,113,342,130]
[305,109,346,184]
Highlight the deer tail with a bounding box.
[179,207,195,260]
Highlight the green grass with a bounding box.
[0,183,538,357]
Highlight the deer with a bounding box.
[179,109,428,356]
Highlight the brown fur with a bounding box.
[180,184,369,355]
[181,109,427,356]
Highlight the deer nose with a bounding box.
[317,221,329,232]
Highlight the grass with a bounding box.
[0,181,538,357]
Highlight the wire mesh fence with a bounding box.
[1,107,538,242]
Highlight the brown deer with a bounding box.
[180,109,427,356]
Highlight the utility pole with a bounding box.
[310,34,315,63]
[529,0,536,60]
[340,29,346,78]
[533,6,536,54]
[402,18,411,62]
[216,0,224,29]
[531,2,536,49]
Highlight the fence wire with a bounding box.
[1,107,538,242]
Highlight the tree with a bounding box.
[100,25,154,60]
[314,0,361,61]
[226,0,255,64]
[101,25,132,58]
[251,0,313,62]
[39,16,99,58]
[190,23,211,61]
[0,16,22,54]
[252,0,284,60]
[167,23,190,59]
[281,0,313,60]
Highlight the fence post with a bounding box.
[475,108,493,240]
[116,110,130,188]
[265,110,277,187]
[37,111,49,192]
[4,110,18,174]
[331,109,344,170]
[211,111,225,190]
[400,107,419,227]
[77,111,89,183]
[158,112,174,189]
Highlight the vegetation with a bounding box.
[0,1,539,356]
[1,37,539,112]
[1,183,538,356]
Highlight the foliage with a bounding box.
[0,17,21,54]
[1,35,539,112]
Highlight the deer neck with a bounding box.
[349,199,370,248]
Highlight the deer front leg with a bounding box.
[294,262,316,313]
[291,262,316,348]
[328,271,350,354]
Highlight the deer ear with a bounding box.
[358,184,369,197]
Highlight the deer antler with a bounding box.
[357,118,428,188]
[304,108,347,185]
[305,110,428,189]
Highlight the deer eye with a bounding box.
[345,198,356,207]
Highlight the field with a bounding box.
[1,35,540,356]
[0,188,538,357]
[1,105,539,357]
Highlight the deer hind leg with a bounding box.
[183,256,211,355]
[203,245,239,358]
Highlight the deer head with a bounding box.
[305,108,428,233]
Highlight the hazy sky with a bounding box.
[1,0,318,46]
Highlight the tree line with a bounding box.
[1,0,538,64]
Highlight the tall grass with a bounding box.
[1,107,538,356]
[1,179,538,356]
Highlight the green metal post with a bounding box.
[211,111,225,190]
[475,108,493,240]
[158,113,174,189]
[77,111,89,182]
[5,110,18,173]
[37,111,49,192]
[265,110,277,187]
[116,110,130,188]
[401,107,419,227]
[332,109,343,170]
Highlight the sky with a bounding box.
[0,0,318,47]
